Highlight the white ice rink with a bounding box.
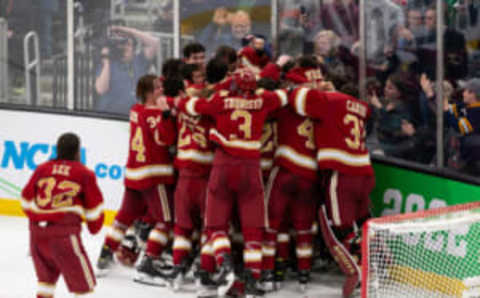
[0,215,344,298]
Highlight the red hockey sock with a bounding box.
[243,228,263,279]
[210,230,231,266]
[172,226,192,266]
[105,221,128,252]
[296,229,314,271]
[36,281,55,298]
[276,232,290,262]
[146,222,170,257]
[200,231,216,273]
[262,228,277,271]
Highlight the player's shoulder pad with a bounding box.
[255,88,265,96]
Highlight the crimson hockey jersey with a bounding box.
[21,160,104,234]
[175,111,214,174]
[177,88,288,158]
[274,102,318,181]
[125,103,176,189]
[289,88,373,176]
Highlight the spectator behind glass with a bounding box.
[395,7,427,68]
[415,7,468,81]
[278,3,318,57]
[95,26,159,115]
[230,10,252,49]
[197,7,234,56]
[364,0,405,65]
[320,0,359,46]
[445,78,480,175]
[313,30,356,85]
[369,72,422,160]
[197,9,263,54]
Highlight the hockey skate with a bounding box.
[166,256,194,291]
[134,255,169,287]
[260,270,275,292]
[244,269,265,298]
[215,254,236,297]
[96,245,114,277]
[274,258,287,290]
[298,270,310,292]
[196,269,218,298]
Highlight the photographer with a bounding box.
[94,25,159,115]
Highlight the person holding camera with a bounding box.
[94,25,159,115]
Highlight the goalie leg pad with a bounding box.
[319,205,360,298]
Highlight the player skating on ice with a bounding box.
[22,133,105,298]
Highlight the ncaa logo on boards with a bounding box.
[0,140,124,180]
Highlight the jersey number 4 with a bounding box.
[132,127,146,162]
[297,119,315,150]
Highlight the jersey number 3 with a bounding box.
[343,113,366,150]
[231,110,252,139]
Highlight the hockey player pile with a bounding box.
[22,36,375,298]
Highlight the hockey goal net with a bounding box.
[362,202,480,298]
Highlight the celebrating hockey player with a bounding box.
[22,132,105,298]
[96,74,176,286]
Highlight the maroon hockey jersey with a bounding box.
[125,103,176,189]
[289,88,373,176]
[21,160,104,234]
[177,88,288,158]
[274,101,318,181]
[175,111,214,174]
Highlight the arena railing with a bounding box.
[0,18,8,102]
[23,31,41,106]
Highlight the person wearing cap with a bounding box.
[445,78,480,174]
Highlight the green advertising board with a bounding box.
[371,162,480,217]
[370,162,480,292]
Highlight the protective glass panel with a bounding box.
[365,0,438,165]
[74,0,171,116]
[277,0,360,90]
[180,0,272,59]
[443,0,480,177]
[278,0,359,63]
[0,0,66,107]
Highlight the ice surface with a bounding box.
[0,216,343,298]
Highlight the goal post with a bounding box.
[362,202,480,298]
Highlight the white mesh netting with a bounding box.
[363,203,480,298]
